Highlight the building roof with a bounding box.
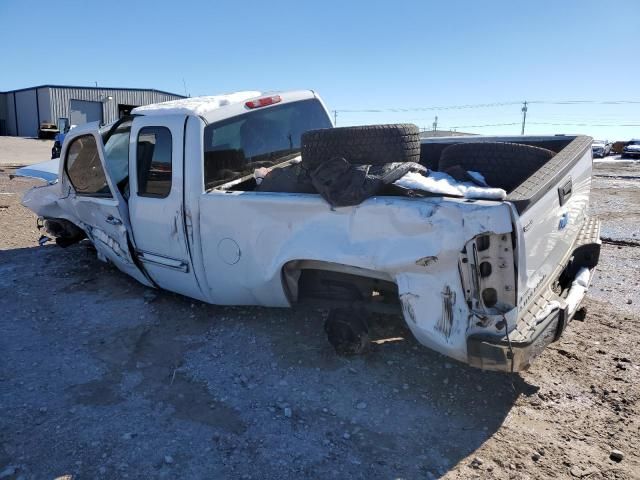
[0,84,185,97]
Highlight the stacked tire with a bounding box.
[301,124,421,169]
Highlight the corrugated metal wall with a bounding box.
[15,89,39,137]
[1,87,50,137]
[48,87,182,126]
[5,93,17,136]
[0,93,7,135]
[1,86,183,136]
[38,88,52,124]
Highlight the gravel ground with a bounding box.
[0,142,638,479]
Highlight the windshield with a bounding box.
[629,140,640,146]
[203,99,331,188]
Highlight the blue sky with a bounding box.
[2,0,639,139]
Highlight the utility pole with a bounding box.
[521,101,528,135]
[333,110,338,126]
[182,78,189,97]
[432,115,438,132]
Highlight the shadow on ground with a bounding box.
[0,243,540,479]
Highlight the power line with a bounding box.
[448,121,640,129]
[531,100,640,105]
[335,99,640,113]
[449,123,520,129]
[335,99,640,133]
[530,122,640,127]
[336,101,522,113]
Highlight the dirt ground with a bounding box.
[0,137,53,167]
[0,140,638,479]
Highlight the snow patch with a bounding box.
[467,170,489,187]
[533,267,590,324]
[394,171,507,200]
[132,91,262,117]
[594,156,640,164]
[565,267,590,314]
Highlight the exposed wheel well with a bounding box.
[41,217,86,247]
[282,260,400,314]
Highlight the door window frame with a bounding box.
[135,125,173,199]
[63,133,113,198]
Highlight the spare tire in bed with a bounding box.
[438,142,556,192]
[301,124,421,169]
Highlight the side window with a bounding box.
[65,134,112,197]
[103,119,132,197]
[137,127,172,198]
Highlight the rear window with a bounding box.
[203,99,331,188]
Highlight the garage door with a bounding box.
[69,100,103,126]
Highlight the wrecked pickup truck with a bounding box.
[18,90,600,372]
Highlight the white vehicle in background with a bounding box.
[591,139,612,158]
[17,90,601,372]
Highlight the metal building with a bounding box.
[0,85,184,137]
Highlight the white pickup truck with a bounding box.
[18,90,601,372]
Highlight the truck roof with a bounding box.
[132,90,319,124]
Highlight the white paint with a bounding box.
[15,158,60,183]
[197,191,514,362]
[517,147,592,313]
[126,114,204,301]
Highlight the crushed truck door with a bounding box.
[61,125,152,287]
[127,115,205,301]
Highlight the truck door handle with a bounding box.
[558,178,572,206]
[106,215,122,226]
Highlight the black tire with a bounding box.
[51,144,61,159]
[324,309,370,356]
[301,124,420,169]
[439,142,556,192]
